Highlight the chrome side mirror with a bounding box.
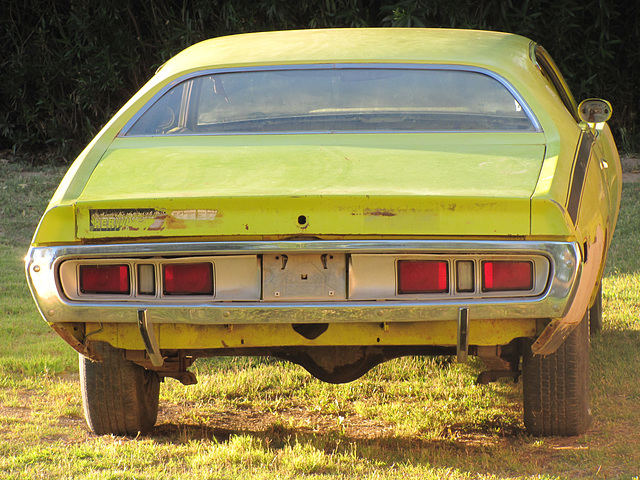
[578,98,612,123]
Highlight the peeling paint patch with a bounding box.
[89,209,164,232]
[148,214,168,231]
[171,209,218,221]
[362,208,397,217]
[89,208,218,232]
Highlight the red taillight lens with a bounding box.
[398,260,448,294]
[80,265,130,294]
[163,263,213,295]
[482,261,533,291]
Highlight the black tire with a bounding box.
[80,342,160,436]
[589,285,603,335]
[522,312,591,436]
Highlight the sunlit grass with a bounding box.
[160,355,524,442]
[0,244,76,376]
[1,163,640,478]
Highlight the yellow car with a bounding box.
[26,28,621,437]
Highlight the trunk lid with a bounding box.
[75,133,546,239]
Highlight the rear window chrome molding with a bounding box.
[27,240,580,325]
[119,63,542,137]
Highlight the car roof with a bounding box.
[157,28,534,78]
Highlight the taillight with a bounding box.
[482,261,533,291]
[398,260,448,294]
[163,263,213,295]
[79,265,130,294]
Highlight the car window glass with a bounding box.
[126,68,536,135]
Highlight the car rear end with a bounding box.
[26,29,614,436]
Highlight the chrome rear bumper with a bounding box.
[26,239,581,325]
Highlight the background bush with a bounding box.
[1,0,638,161]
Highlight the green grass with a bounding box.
[605,182,640,275]
[1,159,640,479]
[0,160,76,376]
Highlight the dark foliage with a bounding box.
[1,0,638,161]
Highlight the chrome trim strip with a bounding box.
[26,240,580,325]
[29,239,572,258]
[120,63,542,136]
[124,129,541,137]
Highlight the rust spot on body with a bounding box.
[363,208,397,217]
[165,216,187,229]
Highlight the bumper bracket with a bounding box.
[457,307,469,363]
[137,309,164,367]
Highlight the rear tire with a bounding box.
[522,312,591,436]
[80,342,160,436]
[589,285,603,335]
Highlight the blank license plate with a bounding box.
[262,253,347,301]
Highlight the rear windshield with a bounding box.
[126,67,536,135]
